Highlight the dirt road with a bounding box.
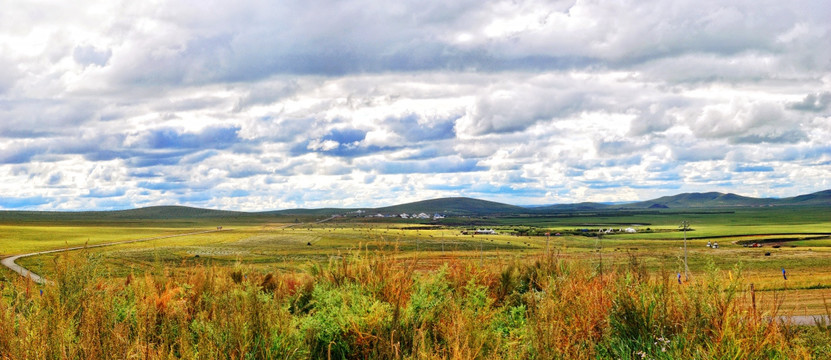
[1,229,225,285]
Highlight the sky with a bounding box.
[0,0,829,211]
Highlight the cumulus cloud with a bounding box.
[690,101,807,144]
[0,0,829,210]
[73,45,112,67]
[790,92,831,112]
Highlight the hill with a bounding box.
[532,202,612,212]
[778,189,831,206]
[373,197,523,215]
[0,190,828,221]
[618,190,831,209]
[264,208,350,216]
[625,192,773,208]
[0,206,250,223]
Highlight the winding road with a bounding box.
[1,229,225,285]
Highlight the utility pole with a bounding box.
[545,232,550,258]
[480,238,484,267]
[441,232,444,252]
[681,220,690,281]
[596,230,604,281]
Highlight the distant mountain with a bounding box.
[268,197,523,216]
[533,202,612,211]
[264,208,349,216]
[0,206,250,222]
[0,190,828,221]
[373,197,523,215]
[778,189,831,206]
[617,190,831,209]
[103,206,249,219]
[524,190,831,212]
[626,192,772,208]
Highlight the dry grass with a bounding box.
[1,248,830,359]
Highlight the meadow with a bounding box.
[1,206,831,358]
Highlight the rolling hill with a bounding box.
[0,206,251,222]
[528,190,831,211]
[620,190,831,209]
[0,189,828,220]
[626,192,773,208]
[372,197,523,215]
[778,189,831,206]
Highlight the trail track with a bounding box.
[1,229,226,284]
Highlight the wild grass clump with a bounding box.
[0,249,827,359]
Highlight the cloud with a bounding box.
[137,181,188,191]
[73,45,112,67]
[0,56,20,94]
[0,0,828,210]
[365,156,486,174]
[386,114,458,142]
[790,92,831,112]
[690,101,808,144]
[672,144,727,162]
[458,82,590,135]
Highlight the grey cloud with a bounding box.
[672,144,727,162]
[0,56,20,94]
[595,138,648,156]
[461,86,589,135]
[46,172,62,186]
[73,45,112,67]
[0,146,43,164]
[102,0,823,87]
[242,117,321,142]
[386,114,458,142]
[233,81,300,111]
[729,129,806,144]
[361,156,486,174]
[154,96,231,113]
[629,105,676,136]
[0,99,98,138]
[691,101,804,144]
[790,92,831,112]
[1,0,830,210]
[226,164,271,179]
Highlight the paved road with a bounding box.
[776,315,831,326]
[1,229,224,285]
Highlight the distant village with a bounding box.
[336,210,446,220]
[329,210,647,238]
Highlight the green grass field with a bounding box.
[3,206,831,314]
[1,206,831,358]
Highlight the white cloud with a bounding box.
[0,0,829,210]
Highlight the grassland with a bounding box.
[2,249,831,359]
[2,206,829,314]
[1,205,830,358]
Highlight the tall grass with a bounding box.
[0,248,828,359]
